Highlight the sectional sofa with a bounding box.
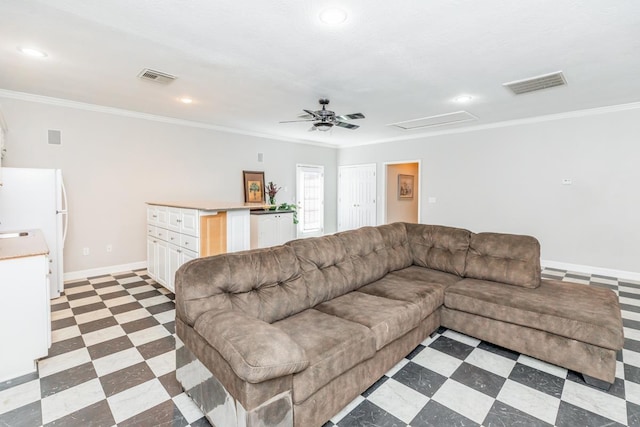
[174,222,623,427]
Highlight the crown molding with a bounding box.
[2,88,638,150]
[342,100,640,148]
[0,89,337,149]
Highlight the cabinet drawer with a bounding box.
[181,234,199,252]
[167,231,180,245]
[147,225,157,237]
[155,227,168,241]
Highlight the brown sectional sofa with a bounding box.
[174,222,623,427]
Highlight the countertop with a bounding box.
[146,201,254,211]
[250,209,295,215]
[0,229,49,261]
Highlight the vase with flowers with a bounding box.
[265,181,281,207]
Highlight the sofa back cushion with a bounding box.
[287,226,394,306]
[175,245,307,325]
[464,232,541,288]
[377,222,413,272]
[335,226,391,288]
[286,235,354,307]
[406,223,471,276]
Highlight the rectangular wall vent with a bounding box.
[503,71,567,95]
[137,68,177,84]
[389,111,478,130]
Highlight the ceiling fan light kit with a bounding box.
[280,98,365,132]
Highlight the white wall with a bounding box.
[0,97,337,274]
[339,106,640,275]
[386,162,419,223]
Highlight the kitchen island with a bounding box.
[0,229,51,382]
[146,202,251,292]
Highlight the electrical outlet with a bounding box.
[82,247,90,256]
[106,244,113,253]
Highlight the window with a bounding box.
[296,164,324,237]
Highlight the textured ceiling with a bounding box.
[0,0,639,147]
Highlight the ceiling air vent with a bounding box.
[503,71,567,95]
[137,68,177,84]
[389,111,478,130]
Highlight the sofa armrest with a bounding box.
[194,310,309,384]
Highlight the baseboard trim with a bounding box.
[541,259,640,282]
[64,261,147,281]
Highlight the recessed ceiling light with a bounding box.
[18,47,47,58]
[179,97,193,104]
[319,7,348,25]
[454,95,473,103]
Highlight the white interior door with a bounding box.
[338,164,377,231]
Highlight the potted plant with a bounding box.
[265,181,281,207]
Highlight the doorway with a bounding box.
[384,161,420,224]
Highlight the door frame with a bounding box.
[382,160,422,224]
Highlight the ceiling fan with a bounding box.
[280,99,365,132]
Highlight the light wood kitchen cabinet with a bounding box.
[250,211,296,249]
[146,203,250,292]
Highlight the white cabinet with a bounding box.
[146,204,250,292]
[250,211,296,249]
[0,253,50,382]
[168,207,199,236]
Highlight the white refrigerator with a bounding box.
[0,167,68,298]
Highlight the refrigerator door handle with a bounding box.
[59,174,69,246]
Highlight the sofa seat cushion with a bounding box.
[445,279,624,350]
[388,265,462,288]
[358,274,444,319]
[273,309,377,403]
[315,292,422,350]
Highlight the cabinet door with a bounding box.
[146,236,158,279]
[278,213,296,243]
[167,243,181,293]
[180,209,199,236]
[156,240,168,285]
[156,206,169,227]
[259,214,280,248]
[167,207,181,232]
[181,248,198,264]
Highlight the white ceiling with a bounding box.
[1,0,639,147]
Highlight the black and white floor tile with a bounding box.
[0,268,638,426]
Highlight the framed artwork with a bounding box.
[243,171,265,203]
[398,174,414,199]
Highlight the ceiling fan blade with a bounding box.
[336,113,365,120]
[303,109,320,118]
[297,113,314,119]
[335,121,359,130]
[279,119,316,123]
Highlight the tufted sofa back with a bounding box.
[176,222,541,327]
[464,232,541,288]
[175,245,307,326]
[406,223,472,276]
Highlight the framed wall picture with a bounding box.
[243,171,265,203]
[398,174,414,199]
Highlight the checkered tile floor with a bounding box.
[0,268,638,426]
